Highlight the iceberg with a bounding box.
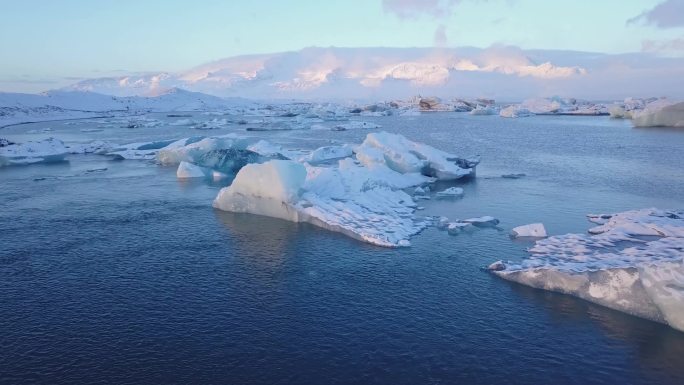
[632,100,684,128]
[499,105,533,118]
[435,187,464,198]
[510,223,547,238]
[212,131,470,247]
[156,135,286,174]
[0,138,68,166]
[461,216,500,227]
[469,106,496,116]
[299,144,354,164]
[214,159,427,247]
[490,208,684,332]
[355,131,478,180]
[333,121,382,131]
[177,161,211,178]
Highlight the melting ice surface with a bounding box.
[491,208,684,332]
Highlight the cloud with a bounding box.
[434,24,448,46]
[382,0,460,19]
[628,0,684,28]
[642,37,684,53]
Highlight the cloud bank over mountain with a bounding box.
[63,46,684,101]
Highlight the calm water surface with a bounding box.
[1,113,684,384]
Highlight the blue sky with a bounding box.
[1,0,682,92]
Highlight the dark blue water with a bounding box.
[2,114,684,384]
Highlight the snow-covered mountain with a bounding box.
[62,46,684,100]
[0,88,254,127]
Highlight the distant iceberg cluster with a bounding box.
[490,208,684,332]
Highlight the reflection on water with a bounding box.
[505,280,684,381]
[215,210,300,273]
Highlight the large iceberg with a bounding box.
[214,159,424,247]
[355,131,478,180]
[490,208,684,332]
[213,132,475,247]
[632,100,684,128]
[0,137,68,166]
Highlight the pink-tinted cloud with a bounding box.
[382,0,460,19]
[628,0,684,28]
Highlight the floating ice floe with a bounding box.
[461,216,500,227]
[510,223,547,238]
[499,106,533,118]
[355,131,478,181]
[469,106,497,116]
[213,159,425,247]
[169,118,195,126]
[0,138,68,166]
[490,208,684,332]
[109,138,198,160]
[67,140,116,155]
[333,121,382,131]
[436,187,464,198]
[213,132,476,247]
[631,100,684,128]
[299,144,354,164]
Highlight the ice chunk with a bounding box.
[469,106,496,115]
[355,132,478,180]
[214,159,427,247]
[447,222,474,234]
[177,161,211,178]
[499,106,533,118]
[109,137,200,160]
[0,138,68,166]
[510,223,547,238]
[214,160,306,220]
[492,208,684,332]
[461,216,500,227]
[299,144,353,164]
[436,187,464,198]
[333,121,381,131]
[632,100,684,128]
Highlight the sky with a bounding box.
[1,0,682,93]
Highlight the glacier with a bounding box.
[490,208,684,332]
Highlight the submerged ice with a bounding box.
[491,208,684,332]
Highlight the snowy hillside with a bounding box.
[0,88,254,127]
[63,46,684,100]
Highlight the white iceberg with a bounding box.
[214,159,427,247]
[177,161,211,179]
[355,131,478,181]
[499,106,533,118]
[0,138,68,166]
[461,216,500,227]
[436,187,464,198]
[469,106,496,116]
[299,144,354,164]
[632,100,684,128]
[491,208,684,332]
[510,223,547,238]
